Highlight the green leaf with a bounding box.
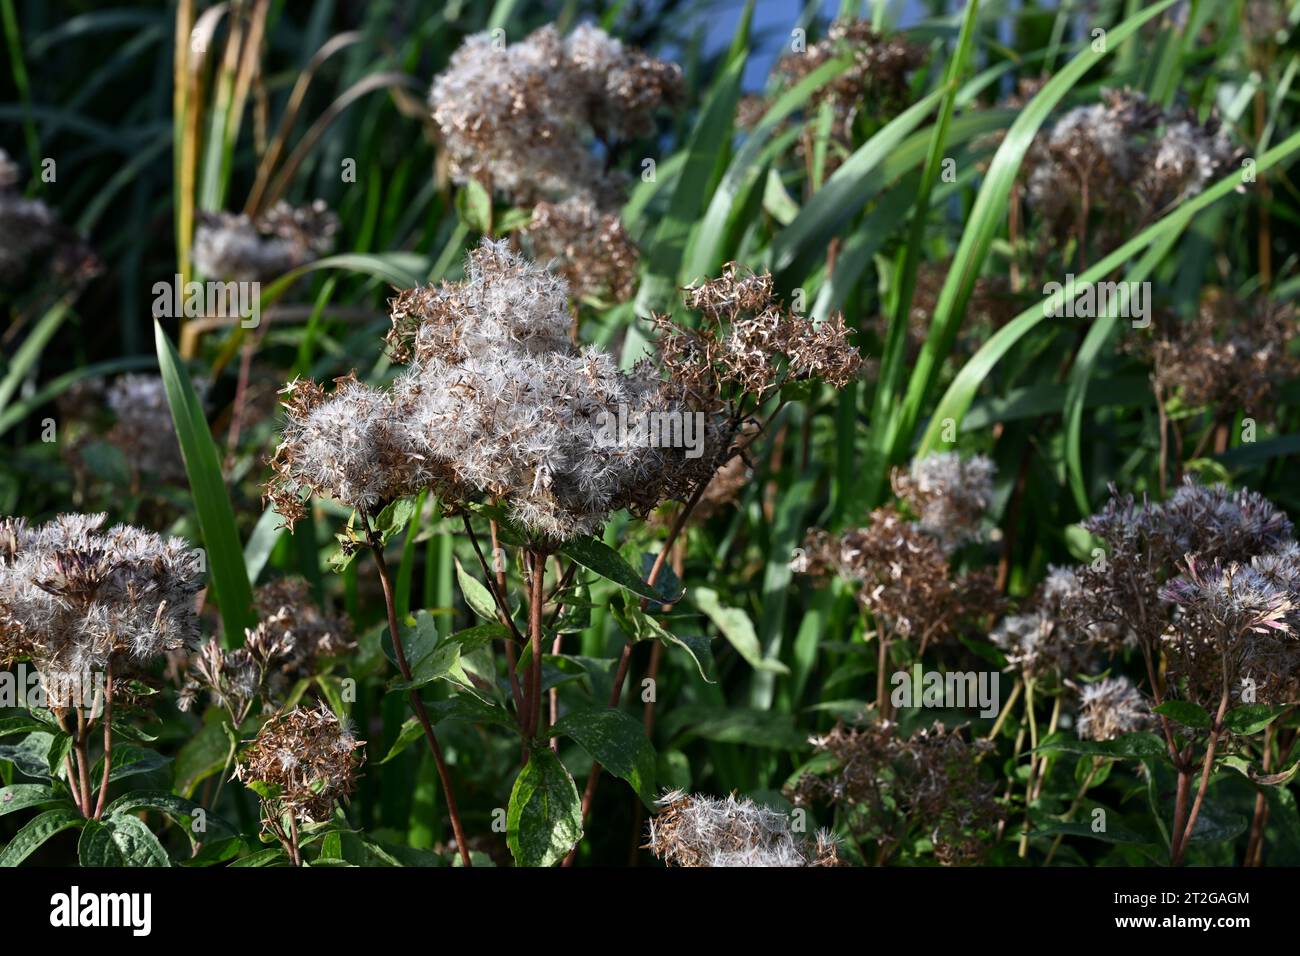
[614,603,715,683]
[455,559,500,622]
[1035,731,1168,759]
[921,124,1300,454]
[896,0,1179,465]
[552,708,656,805]
[1153,700,1212,730]
[1030,820,1155,845]
[155,320,254,645]
[0,807,84,866]
[692,586,788,674]
[78,813,170,866]
[105,791,237,837]
[174,712,234,798]
[506,746,583,868]
[380,697,517,763]
[0,784,62,817]
[1224,704,1286,736]
[632,52,746,321]
[229,847,289,867]
[388,611,457,691]
[559,536,674,605]
[455,178,492,234]
[0,731,59,779]
[0,716,49,739]
[94,744,170,785]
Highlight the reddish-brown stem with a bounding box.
[1173,685,1231,866]
[54,709,85,815]
[565,482,709,866]
[360,506,472,867]
[1245,724,1275,865]
[461,515,525,719]
[74,710,92,821]
[526,550,547,742]
[93,662,114,819]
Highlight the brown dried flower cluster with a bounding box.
[891,451,996,551]
[770,20,926,170]
[0,513,203,707]
[0,148,99,290]
[1060,480,1299,715]
[429,23,681,207]
[797,450,1002,645]
[1024,87,1237,252]
[180,577,354,719]
[646,790,841,867]
[787,720,1000,865]
[991,566,1127,681]
[193,199,338,282]
[657,263,863,403]
[521,197,638,303]
[1023,89,1240,251]
[1131,290,1298,416]
[236,701,364,825]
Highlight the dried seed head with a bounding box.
[0,150,99,289]
[429,24,681,207]
[1131,290,1299,415]
[1161,555,1299,710]
[770,21,927,173]
[521,196,638,303]
[891,452,996,551]
[193,200,338,282]
[0,513,203,707]
[1075,676,1154,741]
[645,790,841,867]
[236,701,365,825]
[797,508,1001,642]
[788,720,1000,866]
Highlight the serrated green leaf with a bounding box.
[78,813,170,866]
[552,708,656,805]
[0,807,84,866]
[507,746,582,868]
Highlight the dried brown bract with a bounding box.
[646,790,841,867]
[1132,290,1298,416]
[788,720,1000,865]
[236,701,364,826]
[430,24,681,208]
[521,197,638,303]
[193,199,338,282]
[0,513,203,707]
